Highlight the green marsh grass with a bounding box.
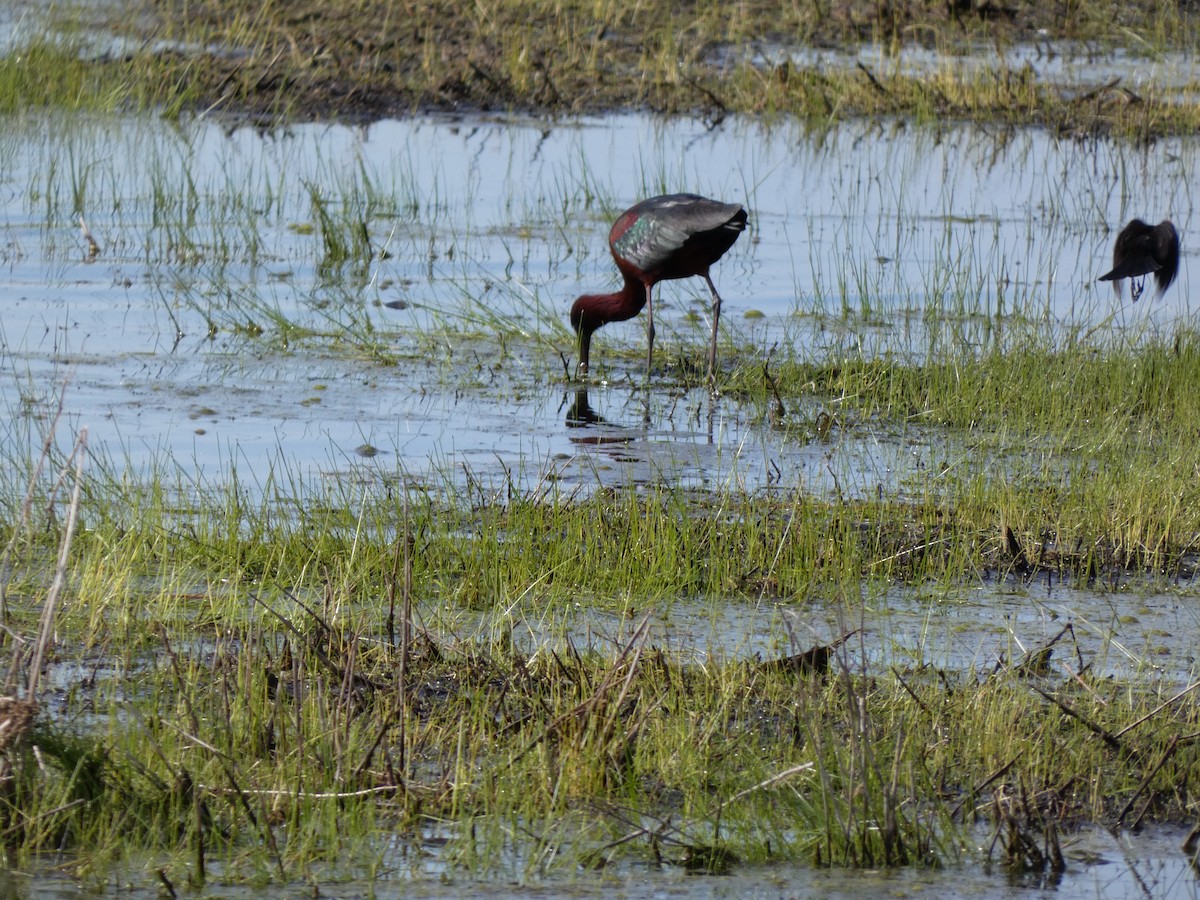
[3,490,1198,884]
[6,116,575,366]
[0,42,150,116]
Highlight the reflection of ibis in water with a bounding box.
[569,194,747,386]
[565,388,604,428]
[1098,219,1180,302]
[563,389,634,447]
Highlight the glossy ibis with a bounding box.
[1098,218,1180,302]
[570,193,747,385]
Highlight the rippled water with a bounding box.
[576,579,1193,674]
[0,111,1194,496]
[738,39,1200,96]
[3,824,1196,899]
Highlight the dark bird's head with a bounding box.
[569,287,646,376]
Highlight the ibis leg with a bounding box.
[1131,275,1145,303]
[644,284,655,379]
[704,273,723,389]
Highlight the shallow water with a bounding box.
[3,108,1199,673]
[0,110,1194,497]
[478,568,1200,698]
[3,825,1196,898]
[739,39,1200,97]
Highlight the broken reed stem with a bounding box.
[1114,734,1180,828]
[352,488,413,786]
[1114,679,1200,740]
[1027,683,1121,750]
[197,783,401,799]
[511,615,652,764]
[716,762,816,813]
[159,627,287,880]
[28,427,87,698]
[399,486,412,778]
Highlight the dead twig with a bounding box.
[1113,678,1200,741]
[857,62,890,97]
[29,428,88,698]
[1027,683,1120,750]
[715,762,815,814]
[510,615,651,764]
[950,750,1025,820]
[1114,734,1179,829]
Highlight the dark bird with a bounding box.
[1098,219,1180,302]
[570,193,747,386]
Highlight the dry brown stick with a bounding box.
[194,779,206,886]
[197,783,401,799]
[586,800,685,851]
[857,61,890,97]
[399,488,412,776]
[0,798,86,841]
[511,615,651,764]
[9,381,70,527]
[159,630,286,879]
[1028,683,1120,750]
[256,592,386,691]
[593,621,650,747]
[0,380,72,628]
[889,666,932,714]
[1056,659,1106,706]
[1075,76,1122,104]
[351,708,400,785]
[28,428,88,698]
[949,751,1025,820]
[1114,734,1179,829]
[1113,678,1200,741]
[360,523,410,785]
[761,350,787,423]
[715,762,815,814]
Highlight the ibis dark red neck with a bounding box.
[570,272,647,373]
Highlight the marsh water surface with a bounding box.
[2,112,1193,486]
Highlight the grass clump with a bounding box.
[0,42,126,114]
[3,555,1198,885]
[719,327,1200,579]
[0,38,204,117]
[6,1,1200,135]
